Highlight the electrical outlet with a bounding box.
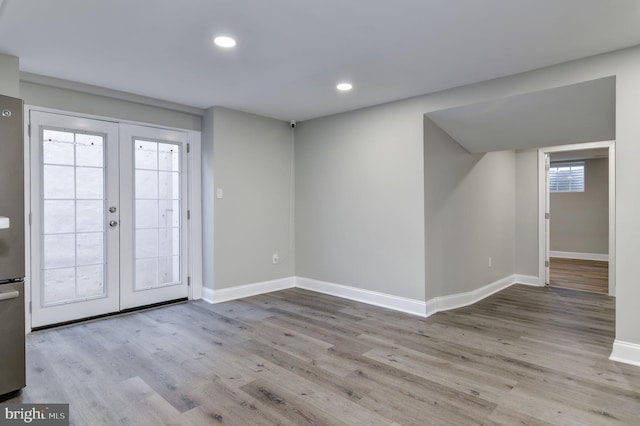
[272,253,279,265]
[488,257,492,267]
[216,188,224,199]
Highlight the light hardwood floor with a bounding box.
[5,285,640,425]
[549,257,609,294]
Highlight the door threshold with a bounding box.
[31,298,188,332]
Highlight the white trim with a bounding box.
[201,287,214,304]
[203,277,296,304]
[549,251,609,262]
[610,340,640,367]
[608,143,616,297]
[297,274,529,318]
[514,274,542,286]
[187,129,203,301]
[200,274,539,319]
[428,275,515,313]
[23,105,31,334]
[296,277,430,317]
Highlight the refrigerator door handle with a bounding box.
[0,290,19,301]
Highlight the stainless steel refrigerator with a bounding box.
[0,94,26,396]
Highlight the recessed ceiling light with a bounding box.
[214,36,236,48]
[336,83,353,91]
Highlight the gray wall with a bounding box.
[515,150,539,277]
[201,108,215,290]
[20,78,202,131]
[204,107,294,290]
[550,158,608,254]
[0,54,19,97]
[424,118,515,299]
[295,101,426,300]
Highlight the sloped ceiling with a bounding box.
[426,77,615,153]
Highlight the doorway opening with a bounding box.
[538,141,615,296]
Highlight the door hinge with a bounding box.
[28,212,32,226]
[29,301,32,313]
[27,124,31,137]
[545,260,550,267]
[545,213,550,219]
[186,143,190,153]
[187,210,191,220]
[187,276,191,287]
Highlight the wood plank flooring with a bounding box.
[549,257,609,294]
[5,285,640,425]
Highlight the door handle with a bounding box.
[0,290,19,301]
[109,220,119,228]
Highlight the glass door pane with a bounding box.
[134,140,181,289]
[42,129,106,305]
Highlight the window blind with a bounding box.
[549,161,585,192]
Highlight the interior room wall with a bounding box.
[294,100,426,301]
[201,107,215,291]
[20,79,202,131]
[515,150,539,277]
[295,45,640,349]
[202,106,294,290]
[424,118,515,299]
[550,158,608,255]
[0,53,19,97]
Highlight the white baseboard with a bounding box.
[201,287,214,304]
[610,340,640,367]
[296,277,430,317]
[296,274,530,318]
[201,274,540,319]
[201,277,296,304]
[514,274,543,286]
[428,275,515,313]
[549,251,608,262]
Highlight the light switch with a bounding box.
[216,188,224,199]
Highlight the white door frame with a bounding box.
[23,105,202,332]
[544,153,551,284]
[537,140,616,296]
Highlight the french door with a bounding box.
[30,111,189,327]
[119,124,189,309]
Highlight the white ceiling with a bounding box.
[426,77,615,153]
[0,1,639,121]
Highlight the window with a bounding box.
[549,161,585,192]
